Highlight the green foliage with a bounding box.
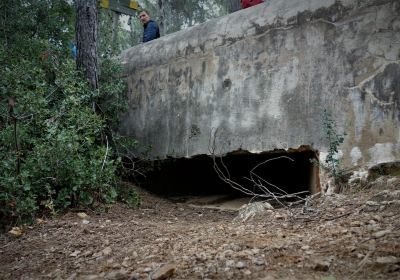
[0,0,139,226]
[322,108,345,178]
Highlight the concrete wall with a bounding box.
[120,0,400,169]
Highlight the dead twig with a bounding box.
[209,128,307,208]
[350,250,372,279]
[323,211,353,221]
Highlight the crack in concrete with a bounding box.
[345,60,400,91]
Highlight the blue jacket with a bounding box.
[143,20,160,43]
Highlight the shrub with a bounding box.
[0,56,140,225]
[321,108,346,178]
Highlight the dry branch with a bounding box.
[208,129,308,207]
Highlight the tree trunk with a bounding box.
[158,0,165,36]
[111,11,120,54]
[75,0,99,89]
[227,0,241,13]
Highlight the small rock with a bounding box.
[69,250,81,257]
[301,245,310,250]
[36,218,45,224]
[225,260,235,267]
[102,247,112,256]
[376,256,399,264]
[372,215,382,221]
[236,261,246,269]
[356,253,365,259]
[85,275,100,280]
[253,258,265,266]
[82,219,90,225]
[77,212,89,219]
[243,269,252,275]
[105,270,127,280]
[92,251,103,258]
[371,190,400,202]
[373,229,391,238]
[122,257,130,268]
[82,250,93,257]
[365,201,379,206]
[143,267,152,273]
[130,272,140,280]
[364,201,380,211]
[151,263,176,280]
[8,227,23,237]
[367,224,379,232]
[313,260,330,271]
[235,202,274,222]
[350,221,362,227]
[274,213,286,220]
[348,246,356,252]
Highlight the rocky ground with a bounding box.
[0,176,399,280]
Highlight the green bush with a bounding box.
[0,58,139,225]
[0,1,140,226]
[322,108,345,178]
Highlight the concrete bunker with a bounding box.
[142,146,320,201]
[120,0,400,192]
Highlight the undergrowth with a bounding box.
[0,0,140,227]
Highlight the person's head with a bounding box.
[139,10,151,25]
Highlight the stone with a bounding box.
[350,221,362,227]
[253,258,265,266]
[373,229,391,238]
[8,227,23,237]
[368,162,400,181]
[371,190,400,203]
[102,247,112,256]
[105,270,127,280]
[122,257,130,268]
[313,260,330,271]
[234,202,274,222]
[376,256,399,264]
[243,269,252,275]
[69,250,81,257]
[225,260,235,267]
[77,212,89,219]
[151,263,176,280]
[236,261,246,269]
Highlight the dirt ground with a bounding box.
[1,178,399,280]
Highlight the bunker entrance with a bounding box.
[142,147,320,205]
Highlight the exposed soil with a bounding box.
[1,178,399,280]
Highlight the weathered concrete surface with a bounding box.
[120,0,400,169]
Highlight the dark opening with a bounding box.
[140,147,320,199]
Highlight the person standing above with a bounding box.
[241,0,264,9]
[139,10,160,43]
